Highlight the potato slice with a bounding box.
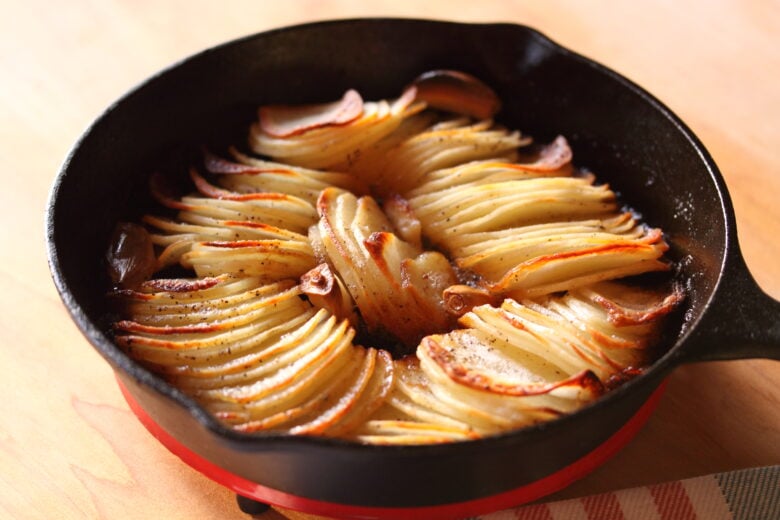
[114,283,303,333]
[288,346,376,435]
[352,419,478,445]
[407,159,562,199]
[259,89,364,137]
[181,239,315,279]
[207,323,355,420]
[385,357,480,432]
[249,92,417,170]
[115,286,309,366]
[419,331,602,400]
[169,309,330,387]
[362,118,528,196]
[197,318,354,404]
[226,344,367,432]
[400,355,510,432]
[324,349,394,437]
[214,148,368,202]
[490,238,670,298]
[316,188,455,348]
[410,176,616,242]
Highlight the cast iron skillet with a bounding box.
[47,18,779,518]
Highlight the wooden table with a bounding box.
[2,1,778,518]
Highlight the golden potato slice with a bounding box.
[490,236,669,298]
[399,355,511,432]
[168,309,331,387]
[324,349,395,437]
[418,331,603,400]
[205,323,355,420]
[113,274,259,305]
[361,118,529,196]
[259,89,364,137]
[115,290,309,366]
[377,358,480,433]
[114,284,303,334]
[463,301,610,377]
[213,147,368,202]
[288,346,376,435]
[407,157,569,199]
[196,317,353,403]
[181,239,316,279]
[446,213,637,255]
[249,92,417,170]
[225,344,367,432]
[316,188,455,348]
[352,420,479,445]
[410,177,617,242]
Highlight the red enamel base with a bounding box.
[117,377,666,519]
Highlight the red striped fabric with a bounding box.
[649,481,697,520]
[582,492,625,520]
[498,466,777,519]
[513,502,554,520]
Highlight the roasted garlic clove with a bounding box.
[407,69,502,120]
[106,222,157,289]
[301,263,358,325]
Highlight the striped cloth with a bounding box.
[482,465,780,520]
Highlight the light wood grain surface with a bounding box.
[2,1,778,518]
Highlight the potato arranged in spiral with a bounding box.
[108,70,682,444]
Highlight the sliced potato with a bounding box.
[325,349,395,437]
[352,419,478,445]
[249,92,419,170]
[111,79,683,446]
[316,188,456,348]
[181,239,316,279]
[355,118,529,196]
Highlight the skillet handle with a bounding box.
[678,250,780,363]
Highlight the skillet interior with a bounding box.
[47,19,729,507]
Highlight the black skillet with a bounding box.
[46,18,780,519]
